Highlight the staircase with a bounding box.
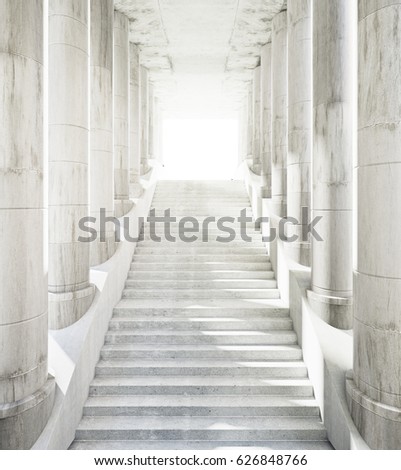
[71,181,331,450]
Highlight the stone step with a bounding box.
[105,330,297,345]
[100,344,303,360]
[122,288,281,300]
[72,180,328,450]
[126,270,275,280]
[75,416,327,441]
[70,439,333,451]
[132,254,270,263]
[108,317,291,331]
[149,211,254,217]
[95,360,308,378]
[113,302,289,317]
[135,246,267,254]
[89,376,314,397]
[137,240,265,247]
[143,222,260,229]
[125,279,277,289]
[113,298,289,312]
[138,233,264,242]
[152,193,248,197]
[83,395,320,417]
[151,203,251,207]
[130,262,273,271]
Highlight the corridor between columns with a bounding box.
[1,0,401,454]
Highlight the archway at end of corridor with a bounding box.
[161,118,240,180]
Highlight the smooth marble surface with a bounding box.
[252,66,261,175]
[271,11,288,216]
[247,84,253,158]
[0,0,54,449]
[140,65,150,174]
[48,0,94,329]
[90,0,116,266]
[153,97,162,162]
[148,83,155,159]
[113,11,132,218]
[260,43,272,197]
[239,99,248,164]
[348,0,401,449]
[129,43,143,196]
[287,0,311,266]
[310,0,356,328]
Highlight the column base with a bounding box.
[114,199,134,218]
[0,375,55,449]
[90,233,117,267]
[49,284,95,329]
[307,289,352,329]
[269,197,287,218]
[346,372,401,449]
[141,162,150,175]
[251,163,262,175]
[130,181,144,198]
[284,241,311,267]
[261,186,272,199]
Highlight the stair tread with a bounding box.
[110,316,289,322]
[101,344,301,351]
[91,376,312,386]
[96,359,307,368]
[77,416,326,431]
[70,440,332,450]
[84,395,319,408]
[106,329,296,336]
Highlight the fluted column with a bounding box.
[260,43,272,198]
[140,65,150,174]
[48,0,94,329]
[307,0,356,329]
[271,11,288,217]
[113,11,133,218]
[347,0,401,449]
[90,0,116,266]
[252,66,262,175]
[129,43,143,197]
[0,0,55,449]
[286,0,312,266]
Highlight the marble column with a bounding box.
[271,10,288,217]
[0,0,55,449]
[140,65,150,174]
[286,0,312,266]
[153,97,162,162]
[239,99,248,164]
[246,84,253,160]
[48,0,94,329]
[307,0,356,329]
[260,43,272,198]
[113,11,133,218]
[346,0,401,449]
[148,83,155,161]
[90,0,116,266]
[252,66,262,175]
[129,43,143,197]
